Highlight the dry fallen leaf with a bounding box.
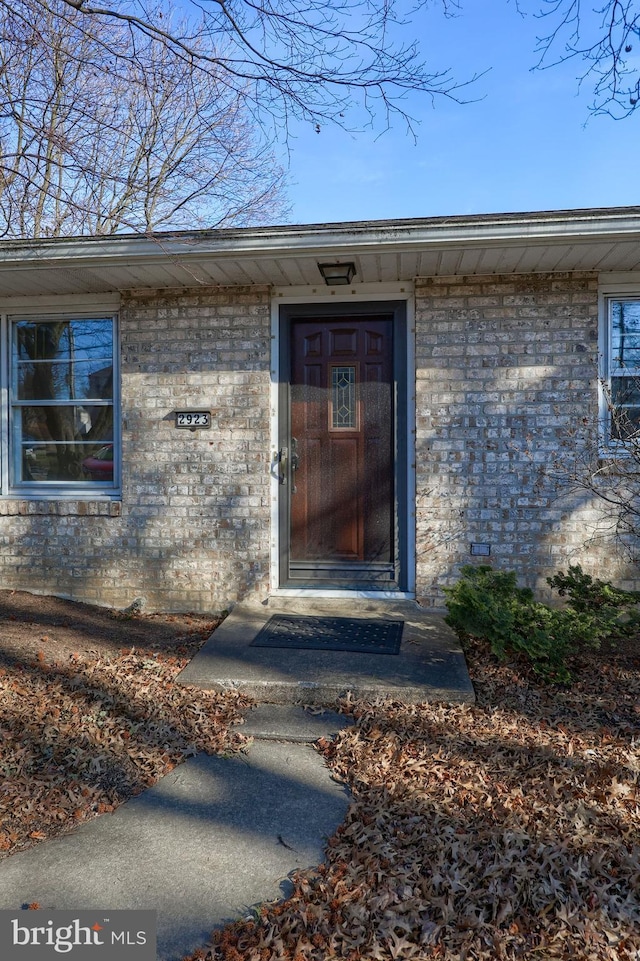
[0,646,251,858]
[1,595,638,961]
[184,633,640,961]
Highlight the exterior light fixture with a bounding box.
[317,261,356,285]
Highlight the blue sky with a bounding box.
[284,1,640,224]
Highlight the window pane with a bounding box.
[611,411,640,440]
[19,405,113,444]
[16,360,113,402]
[612,376,640,407]
[17,406,113,483]
[610,376,640,438]
[13,319,113,364]
[611,300,640,369]
[22,442,113,483]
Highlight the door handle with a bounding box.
[279,441,299,489]
[290,438,299,493]
[278,446,288,485]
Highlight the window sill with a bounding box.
[0,499,121,517]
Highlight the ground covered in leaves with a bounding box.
[194,636,640,961]
[2,591,639,959]
[0,590,250,856]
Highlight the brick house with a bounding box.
[0,206,638,612]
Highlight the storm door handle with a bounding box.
[290,438,299,493]
[278,446,288,485]
[290,437,300,472]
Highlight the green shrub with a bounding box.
[443,564,639,683]
[442,566,529,661]
[547,565,640,633]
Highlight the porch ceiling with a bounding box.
[1,206,640,298]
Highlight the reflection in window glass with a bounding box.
[611,300,640,370]
[11,316,115,485]
[611,377,640,438]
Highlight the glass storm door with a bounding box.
[282,315,397,587]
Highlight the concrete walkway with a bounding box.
[0,599,474,959]
[0,707,350,961]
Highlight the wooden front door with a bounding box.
[282,315,397,587]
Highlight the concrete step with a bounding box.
[177,597,475,706]
[238,704,352,742]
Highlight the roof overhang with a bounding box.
[1,206,640,298]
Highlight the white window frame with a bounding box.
[0,296,120,498]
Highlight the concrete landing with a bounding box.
[177,598,475,705]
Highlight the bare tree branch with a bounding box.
[3,0,475,132]
[531,0,640,117]
[0,1,288,235]
[535,378,640,564]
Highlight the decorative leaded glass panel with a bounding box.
[331,366,356,429]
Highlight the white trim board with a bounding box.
[0,293,120,312]
[273,282,415,303]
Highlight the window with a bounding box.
[2,311,118,494]
[603,296,640,444]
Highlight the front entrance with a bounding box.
[278,302,408,590]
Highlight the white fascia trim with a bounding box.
[0,292,120,312]
[5,209,640,270]
[598,273,640,292]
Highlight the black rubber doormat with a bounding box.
[250,615,404,655]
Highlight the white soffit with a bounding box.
[0,207,640,297]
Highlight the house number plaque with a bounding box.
[175,410,211,429]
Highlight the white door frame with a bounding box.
[269,282,416,598]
